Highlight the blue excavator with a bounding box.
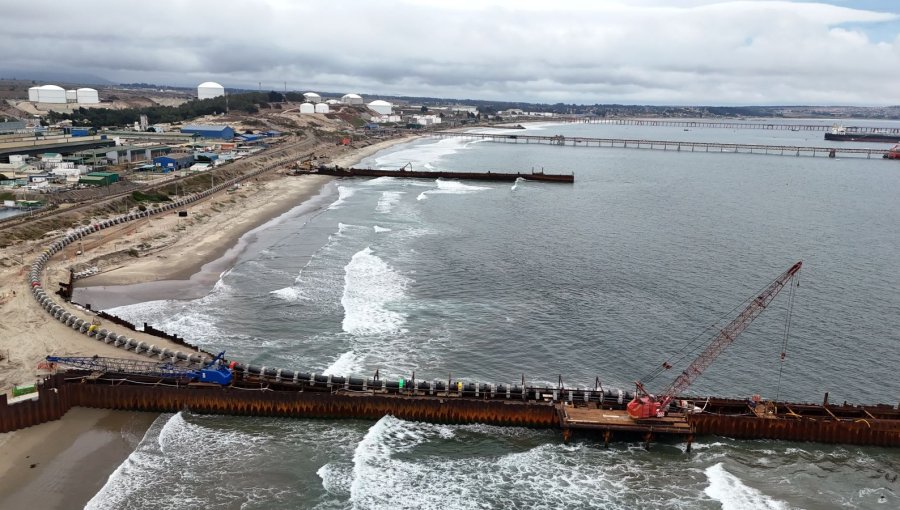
[45,351,233,386]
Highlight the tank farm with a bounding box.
[2,166,899,450]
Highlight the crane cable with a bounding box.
[774,273,799,400]
[640,275,780,385]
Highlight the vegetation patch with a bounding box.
[131,190,171,203]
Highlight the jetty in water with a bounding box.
[433,131,893,159]
[292,166,574,183]
[556,117,900,134]
[5,165,899,449]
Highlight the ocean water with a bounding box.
[87,122,900,509]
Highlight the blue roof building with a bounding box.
[153,154,194,172]
[180,124,234,140]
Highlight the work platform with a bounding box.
[559,405,693,436]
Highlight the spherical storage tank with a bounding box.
[299,102,315,114]
[36,85,66,104]
[314,103,329,114]
[341,93,363,105]
[303,92,321,103]
[76,88,100,104]
[198,81,225,100]
[367,100,392,115]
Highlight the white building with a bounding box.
[197,81,225,100]
[341,93,363,105]
[314,103,330,114]
[410,115,442,126]
[65,90,77,102]
[76,88,100,104]
[367,100,393,116]
[325,99,340,105]
[299,102,315,114]
[33,85,67,104]
[27,87,40,102]
[374,114,402,123]
[303,92,321,103]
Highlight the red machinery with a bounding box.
[883,144,900,160]
[627,261,802,419]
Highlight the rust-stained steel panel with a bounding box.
[2,376,898,448]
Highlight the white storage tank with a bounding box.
[341,93,363,105]
[76,88,100,104]
[197,81,225,100]
[65,90,77,102]
[36,85,66,104]
[303,92,321,103]
[299,102,315,114]
[325,99,340,105]
[314,103,329,114]
[367,100,392,115]
[28,87,40,102]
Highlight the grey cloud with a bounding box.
[2,0,898,105]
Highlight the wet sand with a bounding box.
[0,408,158,510]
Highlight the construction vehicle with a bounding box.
[627,261,802,419]
[45,351,233,386]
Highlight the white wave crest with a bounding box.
[270,286,306,302]
[362,176,398,186]
[375,191,404,213]
[341,247,410,335]
[329,186,356,209]
[323,351,363,376]
[704,463,789,510]
[373,225,392,233]
[511,177,525,191]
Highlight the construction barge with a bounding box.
[293,166,574,183]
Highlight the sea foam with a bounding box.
[341,247,410,335]
[704,463,789,510]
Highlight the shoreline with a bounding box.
[0,133,421,508]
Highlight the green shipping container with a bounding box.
[12,385,37,397]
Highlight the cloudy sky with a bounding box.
[3,0,899,105]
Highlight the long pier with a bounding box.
[433,131,892,159]
[295,166,574,182]
[6,161,899,448]
[556,117,900,135]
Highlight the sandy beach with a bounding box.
[0,133,418,509]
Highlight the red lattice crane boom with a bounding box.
[627,261,802,419]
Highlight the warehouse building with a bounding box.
[153,153,194,172]
[180,124,234,140]
[197,81,225,100]
[79,171,119,186]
